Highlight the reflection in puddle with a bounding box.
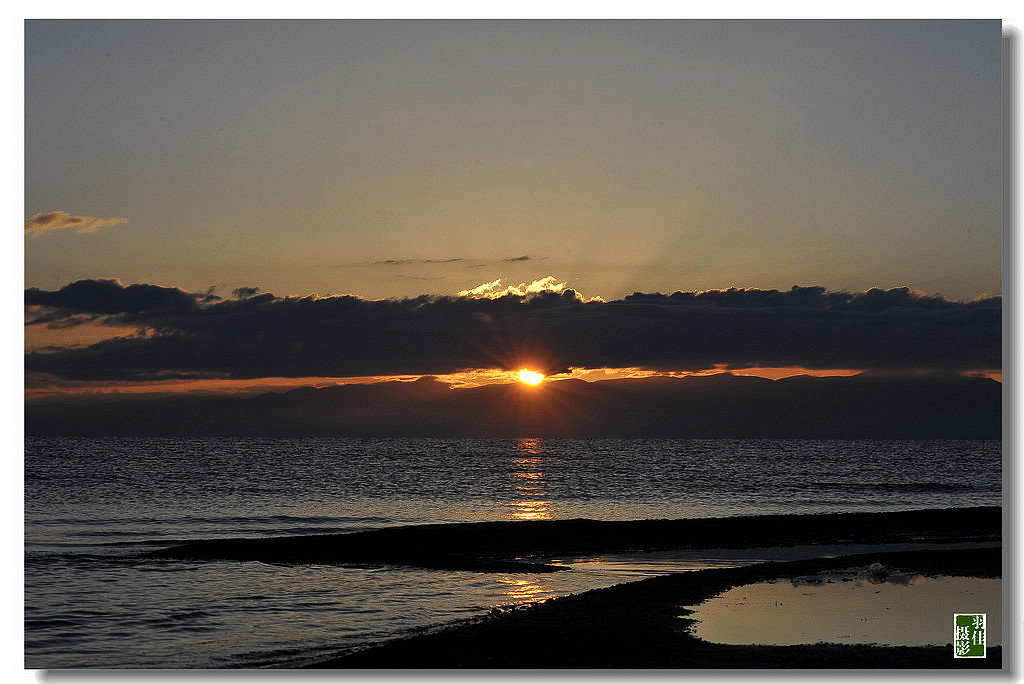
[682,570,1001,647]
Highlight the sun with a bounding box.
[518,369,545,385]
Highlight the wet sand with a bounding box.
[310,546,1002,669]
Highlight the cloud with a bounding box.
[372,256,540,267]
[374,258,465,265]
[24,280,1001,382]
[25,211,128,237]
[457,276,597,301]
[25,278,214,324]
[456,278,503,297]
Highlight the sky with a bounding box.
[23,19,1004,397]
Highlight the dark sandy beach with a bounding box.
[150,506,1002,669]
[310,546,1001,669]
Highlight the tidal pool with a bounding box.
[681,569,1001,648]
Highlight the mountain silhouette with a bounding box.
[25,373,1000,438]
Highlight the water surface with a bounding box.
[683,572,1002,647]
[25,437,1001,667]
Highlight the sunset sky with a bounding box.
[23,20,1003,398]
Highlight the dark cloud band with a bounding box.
[25,280,1001,381]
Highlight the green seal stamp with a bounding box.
[953,614,986,658]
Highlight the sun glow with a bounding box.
[518,369,545,385]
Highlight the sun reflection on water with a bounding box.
[498,576,554,602]
[509,438,552,521]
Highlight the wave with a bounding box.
[810,482,971,493]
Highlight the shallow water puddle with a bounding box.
[681,571,1001,647]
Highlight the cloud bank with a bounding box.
[25,211,128,237]
[25,279,1000,382]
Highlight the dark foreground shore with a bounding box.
[310,546,1002,669]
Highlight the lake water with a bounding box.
[24,437,1001,668]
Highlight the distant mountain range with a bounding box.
[25,373,1001,438]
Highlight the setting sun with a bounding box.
[518,369,544,385]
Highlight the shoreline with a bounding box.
[307,546,1002,669]
[149,506,1000,572]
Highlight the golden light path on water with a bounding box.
[509,437,551,522]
